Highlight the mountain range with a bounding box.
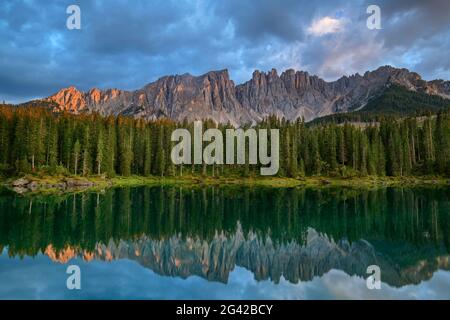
[43,226,450,287]
[38,65,450,125]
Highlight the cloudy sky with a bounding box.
[1,0,450,103]
[2,252,450,299]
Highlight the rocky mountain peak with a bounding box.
[41,66,450,124]
[42,226,450,287]
[45,86,86,113]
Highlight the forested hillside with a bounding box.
[309,85,450,126]
[0,104,449,178]
[361,85,450,114]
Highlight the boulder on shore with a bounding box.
[65,179,95,188]
[27,181,39,190]
[10,177,97,193]
[12,178,30,187]
[12,187,28,194]
[320,179,331,185]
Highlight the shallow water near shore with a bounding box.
[0,185,449,299]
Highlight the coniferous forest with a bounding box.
[0,104,449,179]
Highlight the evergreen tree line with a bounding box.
[0,105,449,178]
[1,186,449,257]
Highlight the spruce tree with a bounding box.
[73,139,81,175]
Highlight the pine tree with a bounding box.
[12,112,30,173]
[423,118,435,173]
[435,112,450,176]
[96,130,104,175]
[82,127,91,176]
[117,118,133,176]
[46,119,58,170]
[73,139,81,175]
[289,126,298,177]
[104,117,116,177]
[359,132,368,176]
[0,112,10,165]
[337,127,346,166]
[153,124,165,176]
[143,127,152,176]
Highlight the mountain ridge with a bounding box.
[39,65,450,125]
[42,226,450,287]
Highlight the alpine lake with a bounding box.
[0,184,449,299]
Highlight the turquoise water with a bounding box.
[0,186,449,299]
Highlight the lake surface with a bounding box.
[0,185,449,300]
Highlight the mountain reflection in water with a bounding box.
[0,186,449,290]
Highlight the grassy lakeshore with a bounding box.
[112,175,450,188]
[1,174,449,194]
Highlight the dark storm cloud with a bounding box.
[214,0,308,43]
[0,0,449,102]
[377,0,450,48]
[370,0,450,80]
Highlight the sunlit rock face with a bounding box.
[45,86,132,115]
[43,225,450,287]
[43,66,450,125]
[45,86,87,113]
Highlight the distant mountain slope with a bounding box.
[362,84,450,114]
[43,227,450,287]
[308,85,450,125]
[27,65,450,125]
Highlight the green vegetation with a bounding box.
[107,175,450,189]
[362,85,450,114]
[1,186,449,261]
[1,174,448,196]
[309,85,450,125]
[0,103,449,188]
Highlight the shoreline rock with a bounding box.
[9,177,97,193]
[65,178,95,188]
[12,178,30,187]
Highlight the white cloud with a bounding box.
[307,16,345,36]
